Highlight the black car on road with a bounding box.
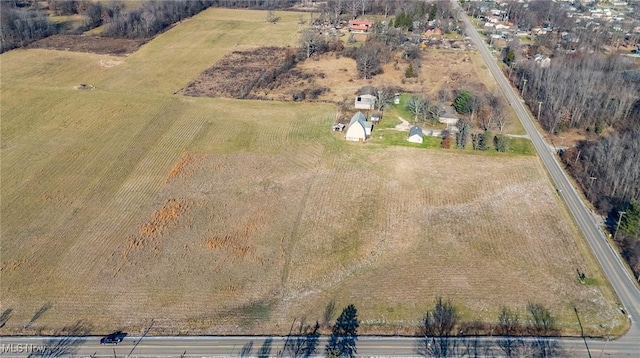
[100,331,127,345]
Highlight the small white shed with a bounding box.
[408,126,423,144]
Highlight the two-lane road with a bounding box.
[453,0,640,345]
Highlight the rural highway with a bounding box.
[453,0,640,350]
[1,334,640,357]
[2,5,639,358]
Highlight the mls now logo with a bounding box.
[1,343,47,353]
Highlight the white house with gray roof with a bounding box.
[408,126,424,144]
[345,112,372,142]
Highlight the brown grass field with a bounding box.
[0,8,626,337]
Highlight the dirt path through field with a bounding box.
[280,170,319,291]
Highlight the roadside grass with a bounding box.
[467,51,526,135]
[370,130,440,149]
[0,7,626,338]
[507,137,535,155]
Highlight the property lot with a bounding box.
[0,8,624,337]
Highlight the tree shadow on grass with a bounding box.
[28,320,93,358]
[0,308,13,329]
[25,303,52,329]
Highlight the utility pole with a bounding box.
[613,211,626,241]
[521,78,527,97]
[537,101,543,122]
[127,319,155,358]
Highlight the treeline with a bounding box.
[508,36,640,279]
[281,299,562,357]
[562,130,640,213]
[102,0,300,39]
[562,132,640,279]
[317,0,456,26]
[1,0,299,52]
[616,201,640,281]
[0,3,55,53]
[102,0,214,39]
[513,54,639,134]
[511,54,640,213]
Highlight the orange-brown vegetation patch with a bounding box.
[139,198,187,238]
[166,153,199,184]
[122,198,188,258]
[27,34,147,55]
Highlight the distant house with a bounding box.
[354,86,377,110]
[345,112,372,142]
[408,126,423,144]
[422,28,443,39]
[439,106,461,130]
[349,19,374,32]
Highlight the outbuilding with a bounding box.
[354,86,377,110]
[408,125,423,144]
[345,112,372,142]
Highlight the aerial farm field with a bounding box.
[0,8,625,337]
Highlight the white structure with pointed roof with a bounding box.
[408,126,423,144]
[345,112,372,142]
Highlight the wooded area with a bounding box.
[1,3,55,53]
[502,4,640,280]
[1,0,301,53]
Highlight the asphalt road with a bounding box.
[2,5,639,358]
[453,0,640,348]
[2,334,640,357]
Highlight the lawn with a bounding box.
[0,7,626,338]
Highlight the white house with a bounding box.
[345,112,372,142]
[408,126,423,144]
[354,86,377,110]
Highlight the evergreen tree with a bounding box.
[326,304,359,358]
[493,134,509,152]
[479,130,492,150]
[621,200,640,235]
[405,62,417,78]
[453,90,474,115]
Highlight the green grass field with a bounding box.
[0,8,626,337]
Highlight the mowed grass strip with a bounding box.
[0,8,624,337]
